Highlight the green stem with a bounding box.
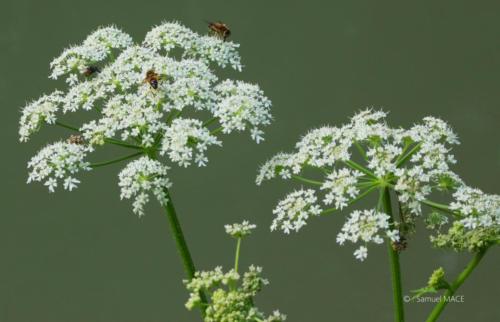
[103,138,143,150]
[396,142,422,167]
[357,180,378,187]
[162,189,207,317]
[292,175,323,186]
[425,248,488,322]
[354,141,367,160]
[343,160,377,179]
[210,127,223,135]
[422,200,459,217]
[234,238,242,273]
[55,121,143,150]
[203,117,218,127]
[166,109,183,124]
[381,187,405,322]
[305,164,331,175]
[55,121,79,131]
[89,152,143,168]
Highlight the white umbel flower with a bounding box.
[49,26,133,81]
[213,80,272,142]
[27,142,91,192]
[143,21,242,71]
[225,221,257,238]
[193,35,242,71]
[354,246,368,261]
[118,157,172,216]
[295,126,351,168]
[19,91,64,142]
[321,168,363,209]
[271,189,322,233]
[256,152,307,185]
[337,209,399,261]
[258,109,461,232]
[21,22,272,216]
[160,118,221,167]
[450,186,500,229]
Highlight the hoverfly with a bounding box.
[83,65,100,77]
[207,21,231,41]
[392,236,408,252]
[67,134,85,145]
[143,70,160,89]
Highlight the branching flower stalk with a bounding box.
[257,109,499,321]
[19,22,272,319]
[184,221,286,322]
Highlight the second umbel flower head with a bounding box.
[257,109,500,261]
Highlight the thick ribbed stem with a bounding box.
[163,189,207,317]
[381,187,405,322]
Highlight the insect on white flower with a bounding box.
[20,22,272,215]
[257,109,486,262]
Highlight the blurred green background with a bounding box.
[1,0,499,321]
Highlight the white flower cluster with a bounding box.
[118,157,171,216]
[321,168,363,209]
[160,118,221,167]
[213,80,272,143]
[258,111,459,215]
[450,186,500,230]
[258,110,465,261]
[256,152,303,183]
[80,93,164,146]
[49,26,133,83]
[225,221,257,238]
[271,189,322,233]
[184,265,286,322]
[143,21,242,71]
[19,91,64,142]
[27,142,91,192]
[21,22,272,215]
[337,209,399,261]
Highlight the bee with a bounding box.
[67,134,85,145]
[144,69,160,89]
[83,65,100,77]
[207,21,231,41]
[392,236,408,252]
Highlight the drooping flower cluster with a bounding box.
[184,266,286,322]
[270,189,322,234]
[450,186,500,230]
[20,22,272,215]
[337,210,399,261]
[429,185,500,252]
[225,220,257,238]
[118,157,171,216]
[27,142,91,192]
[258,109,499,260]
[19,91,64,142]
